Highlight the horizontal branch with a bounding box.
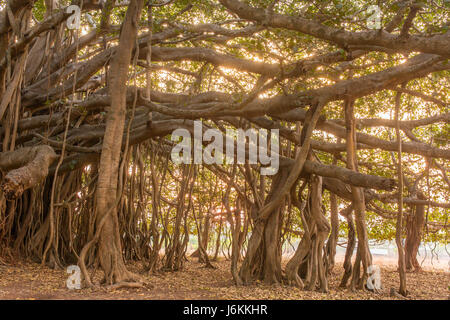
[219,0,450,57]
[0,145,57,200]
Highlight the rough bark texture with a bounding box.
[405,192,426,272]
[304,175,330,292]
[285,173,330,292]
[0,146,57,200]
[339,205,356,288]
[238,167,289,284]
[344,99,372,291]
[94,0,144,284]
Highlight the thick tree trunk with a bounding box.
[239,167,288,284]
[191,214,210,262]
[304,175,330,292]
[344,99,372,291]
[285,173,330,292]
[239,101,326,285]
[262,194,283,284]
[405,192,426,272]
[193,206,214,268]
[94,0,144,285]
[349,187,372,290]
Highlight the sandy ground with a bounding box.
[0,257,448,300]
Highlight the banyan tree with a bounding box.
[0,0,448,296]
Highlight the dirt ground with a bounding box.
[0,258,448,300]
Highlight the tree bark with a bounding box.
[344,99,372,291]
[238,167,289,284]
[339,205,355,288]
[0,146,57,200]
[405,192,426,272]
[304,175,330,292]
[94,0,144,284]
